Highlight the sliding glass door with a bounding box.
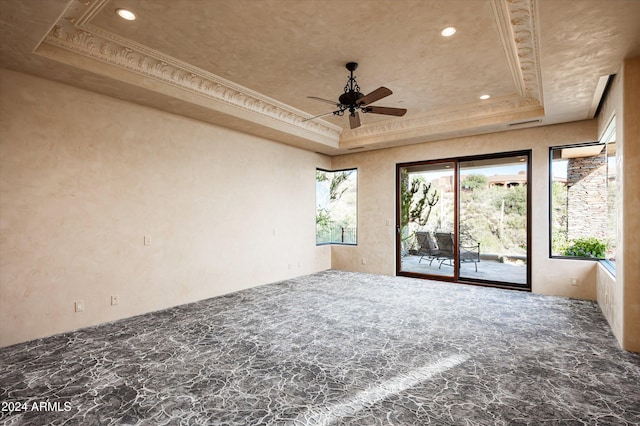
[398,161,456,280]
[397,152,530,289]
[458,155,529,285]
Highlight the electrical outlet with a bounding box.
[570,277,579,286]
[111,295,119,306]
[74,301,84,312]
[361,258,367,265]
[144,236,151,246]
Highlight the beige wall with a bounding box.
[330,120,600,299]
[621,57,640,352]
[597,263,619,337]
[0,69,332,347]
[594,56,640,352]
[596,67,624,345]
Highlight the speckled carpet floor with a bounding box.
[1,270,639,425]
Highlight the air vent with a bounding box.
[347,146,365,151]
[508,119,541,127]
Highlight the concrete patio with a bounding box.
[400,255,527,285]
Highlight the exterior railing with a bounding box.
[316,226,357,245]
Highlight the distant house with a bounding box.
[488,171,527,188]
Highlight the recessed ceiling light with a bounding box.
[480,94,491,100]
[116,8,137,21]
[441,27,456,37]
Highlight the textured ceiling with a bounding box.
[1,0,639,155]
[91,0,514,116]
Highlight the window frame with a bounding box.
[315,167,358,246]
[600,115,617,274]
[548,141,609,262]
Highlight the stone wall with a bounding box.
[566,150,607,241]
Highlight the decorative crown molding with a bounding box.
[491,0,543,104]
[340,95,543,141]
[42,0,341,142]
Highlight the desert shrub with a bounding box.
[563,237,606,258]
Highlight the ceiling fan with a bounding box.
[305,62,407,129]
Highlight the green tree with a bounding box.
[461,174,488,191]
[401,171,439,229]
[551,181,568,254]
[400,170,439,252]
[329,171,351,202]
[496,186,527,216]
[460,184,527,255]
[316,170,357,243]
[316,170,353,225]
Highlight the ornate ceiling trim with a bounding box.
[491,0,543,103]
[340,95,544,144]
[40,0,342,144]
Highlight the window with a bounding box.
[550,122,616,263]
[603,118,617,268]
[316,168,357,245]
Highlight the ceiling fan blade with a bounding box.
[356,87,392,105]
[349,111,361,129]
[302,110,338,122]
[364,106,407,116]
[307,96,340,107]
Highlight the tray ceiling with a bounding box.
[1,0,639,154]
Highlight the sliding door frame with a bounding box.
[396,150,532,291]
[395,159,460,282]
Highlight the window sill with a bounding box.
[550,255,603,261]
[599,259,616,276]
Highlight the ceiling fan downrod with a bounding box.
[339,62,364,109]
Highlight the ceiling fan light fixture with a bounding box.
[441,27,456,37]
[116,8,137,21]
[305,62,407,129]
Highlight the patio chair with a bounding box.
[415,231,439,264]
[434,233,455,268]
[434,232,481,272]
[460,238,481,272]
